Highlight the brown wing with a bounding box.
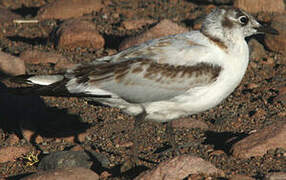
[68,58,222,103]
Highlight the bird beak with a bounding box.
[255,24,279,35]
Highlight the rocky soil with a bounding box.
[0,0,285,179]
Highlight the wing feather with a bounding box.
[96,31,209,66]
[64,31,221,103]
[67,58,222,103]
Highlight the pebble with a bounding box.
[8,133,20,145]
[121,19,155,30]
[59,136,75,143]
[278,112,286,117]
[171,118,209,130]
[37,0,104,20]
[35,135,44,144]
[38,151,92,170]
[87,150,110,168]
[70,145,84,152]
[0,145,32,163]
[230,174,255,180]
[231,120,286,158]
[77,131,90,143]
[209,150,226,157]
[20,50,68,65]
[100,171,112,179]
[55,19,105,50]
[275,86,286,105]
[119,19,189,50]
[246,83,259,89]
[22,129,34,143]
[265,172,286,180]
[277,86,286,96]
[265,14,286,54]
[234,0,285,13]
[0,51,25,75]
[115,140,134,148]
[135,155,224,180]
[57,131,89,143]
[22,167,99,180]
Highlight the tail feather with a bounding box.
[9,74,64,85]
[5,74,111,98]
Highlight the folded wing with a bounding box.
[66,58,221,103]
[9,32,221,104]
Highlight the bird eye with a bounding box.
[239,16,248,25]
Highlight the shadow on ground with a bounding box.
[204,130,249,154]
[0,82,90,145]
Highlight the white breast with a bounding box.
[144,37,249,122]
[178,39,249,113]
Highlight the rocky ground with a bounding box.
[0,0,285,179]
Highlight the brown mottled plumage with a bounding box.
[72,59,221,90]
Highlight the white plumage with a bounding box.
[22,8,278,122]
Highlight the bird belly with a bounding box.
[144,63,248,122]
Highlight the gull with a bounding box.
[7,7,278,162]
[14,7,277,121]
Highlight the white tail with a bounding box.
[27,75,64,86]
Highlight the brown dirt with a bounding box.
[0,0,285,179]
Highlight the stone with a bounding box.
[100,171,112,179]
[77,131,89,143]
[60,136,75,143]
[275,86,286,104]
[246,83,259,89]
[55,19,105,50]
[8,133,20,145]
[265,14,286,54]
[265,172,286,180]
[209,150,226,157]
[20,49,73,70]
[35,135,44,144]
[135,155,224,180]
[231,120,286,158]
[121,19,155,30]
[234,0,285,13]
[70,145,84,152]
[0,51,25,75]
[230,174,255,180]
[22,129,34,143]
[37,0,104,20]
[275,87,286,105]
[38,151,92,170]
[119,19,189,50]
[22,167,99,180]
[87,150,110,168]
[20,50,67,65]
